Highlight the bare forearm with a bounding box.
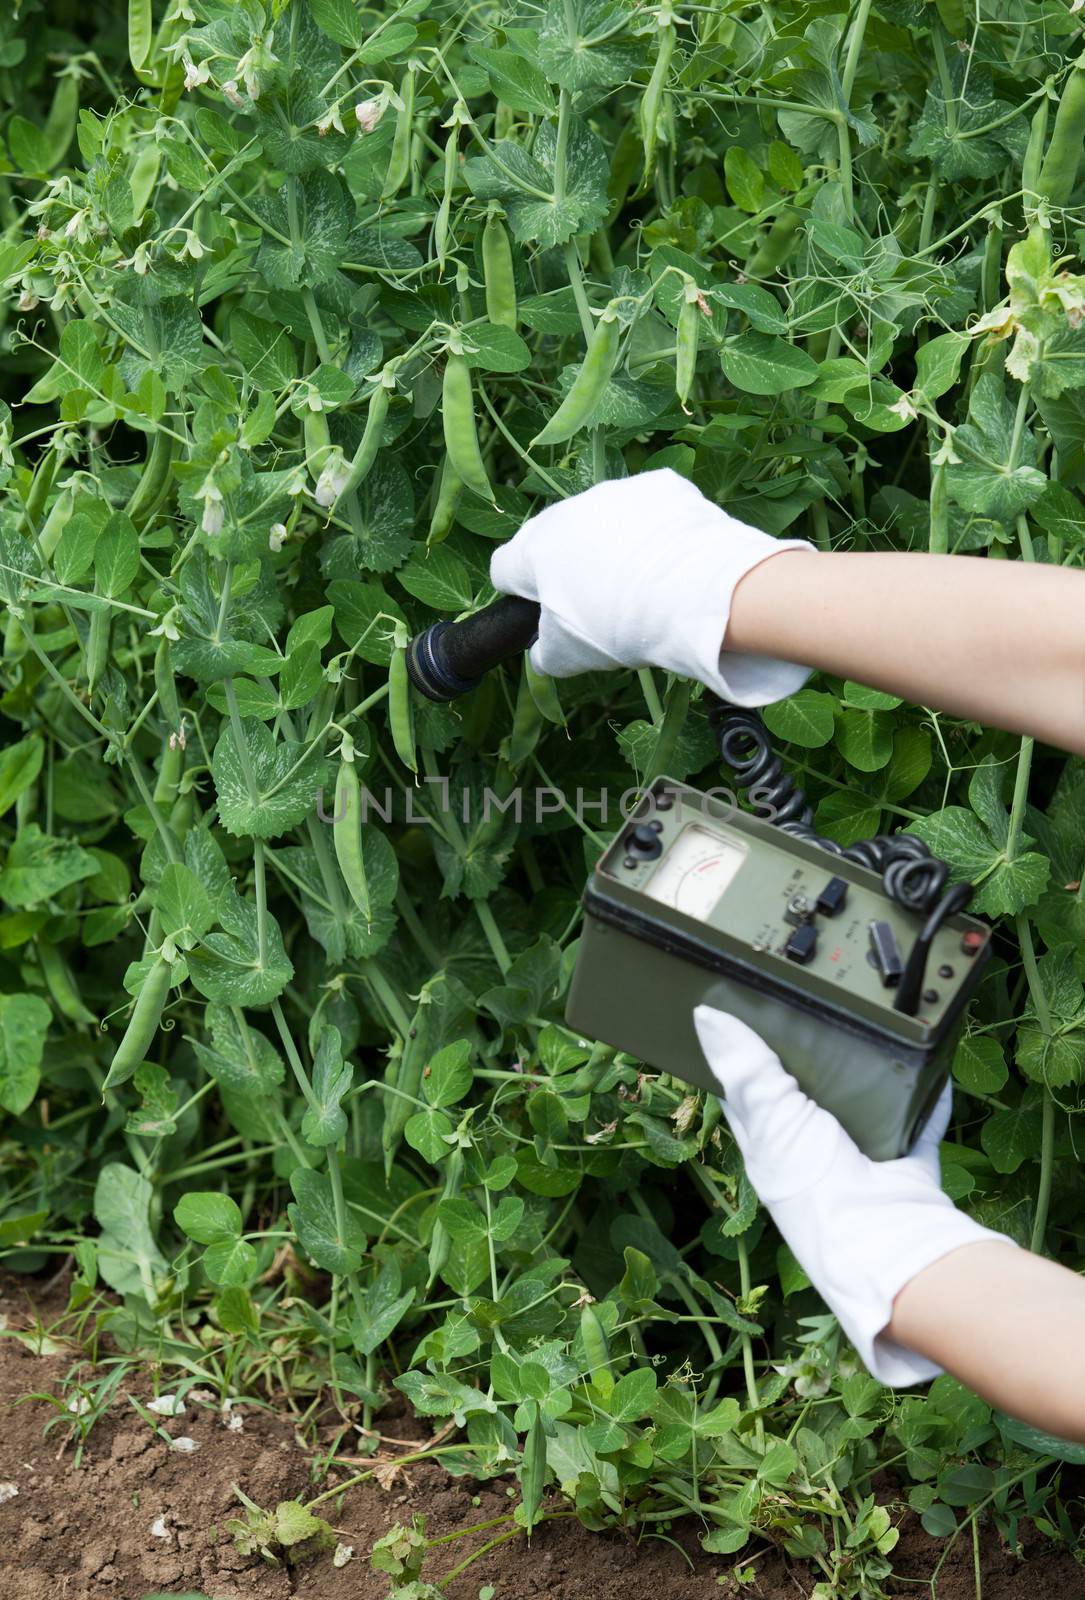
[727,552,1085,756]
[889,1242,1085,1439]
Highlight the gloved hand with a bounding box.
[489,469,815,707]
[693,1005,1016,1386]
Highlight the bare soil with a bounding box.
[0,1273,1080,1600]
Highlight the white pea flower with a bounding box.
[355,98,384,134]
[149,607,181,642]
[177,229,206,261]
[236,35,278,101]
[182,54,209,92]
[317,105,346,137]
[887,392,918,423]
[314,447,349,507]
[17,285,39,311]
[269,522,287,553]
[199,478,225,535]
[932,431,961,467]
[222,79,245,108]
[64,208,89,242]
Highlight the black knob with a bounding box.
[626,824,663,860]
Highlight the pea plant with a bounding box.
[0,0,1083,1584]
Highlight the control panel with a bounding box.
[565,777,992,1159]
[596,782,986,1035]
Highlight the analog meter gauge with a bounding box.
[643,825,747,921]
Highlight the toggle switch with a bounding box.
[816,875,849,917]
[785,923,819,965]
[868,920,903,987]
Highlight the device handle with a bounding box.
[406,595,542,701]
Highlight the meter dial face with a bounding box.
[644,825,747,921]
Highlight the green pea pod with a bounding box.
[579,1302,612,1393]
[382,67,416,200]
[153,739,183,807]
[505,663,544,769]
[103,954,172,1093]
[1038,51,1085,207]
[38,940,95,1026]
[338,382,390,502]
[442,354,494,501]
[388,645,417,773]
[130,144,161,219]
[382,1004,426,1177]
[125,428,174,530]
[154,639,181,729]
[22,447,58,533]
[37,485,74,562]
[1022,93,1051,206]
[981,221,1003,316]
[304,409,333,482]
[520,1401,547,1533]
[427,1146,464,1287]
[482,212,517,329]
[333,744,372,924]
[428,454,463,545]
[435,123,459,269]
[676,289,701,411]
[531,308,620,449]
[129,0,153,72]
[169,784,197,840]
[86,609,110,694]
[524,659,564,727]
[639,20,676,180]
[43,73,79,169]
[747,208,801,278]
[607,118,643,213]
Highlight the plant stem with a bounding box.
[475,898,511,973]
[1029,1088,1056,1255]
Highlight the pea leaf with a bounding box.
[464,116,608,248]
[351,1259,415,1355]
[472,44,555,114]
[0,826,99,908]
[720,334,819,395]
[0,737,43,818]
[0,993,51,1115]
[254,170,355,287]
[762,690,836,749]
[212,720,330,839]
[301,1025,353,1146]
[289,1167,366,1274]
[423,1039,474,1107]
[947,375,1047,524]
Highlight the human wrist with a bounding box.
[723,545,821,657]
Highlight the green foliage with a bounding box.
[0,0,1082,1583]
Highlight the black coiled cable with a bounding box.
[709,704,950,912]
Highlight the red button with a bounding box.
[960,930,985,957]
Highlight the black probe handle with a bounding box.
[406,595,542,701]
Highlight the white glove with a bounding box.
[489,469,815,707]
[693,1006,1015,1387]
